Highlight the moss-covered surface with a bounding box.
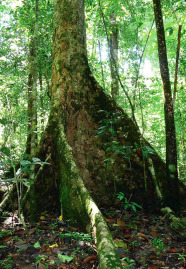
[44,114,123,268]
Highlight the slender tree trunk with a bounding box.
[26,0,39,222]
[109,12,119,101]
[26,1,38,155]
[153,0,180,213]
[39,69,45,131]
[98,39,106,90]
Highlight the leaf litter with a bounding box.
[0,208,185,268]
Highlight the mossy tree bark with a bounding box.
[45,0,167,208]
[30,0,170,213]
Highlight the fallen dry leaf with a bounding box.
[117,218,125,226]
[105,218,115,223]
[82,255,97,264]
[124,234,131,239]
[114,239,128,249]
[137,232,149,241]
[16,265,35,269]
[167,248,177,253]
[41,244,51,253]
[51,247,61,254]
[4,236,13,242]
[28,227,37,236]
[38,263,46,269]
[10,253,20,259]
[149,226,158,238]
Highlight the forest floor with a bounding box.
[0,207,185,269]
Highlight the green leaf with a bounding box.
[116,192,125,201]
[0,118,9,125]
[34,241,41,248]
[169,28,173,35]
[2,178,15,183]
[132,202,142,209]
[0,245,7,248]
[1,147,10,157]
[20,160,32,166]
[32,157,41,163]
[104,158,110,168]
[22,179,30,187]
[57,254,74,263]
[131,204,137,212]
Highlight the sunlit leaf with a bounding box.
[57,253,74,263]
[34,241,41,248]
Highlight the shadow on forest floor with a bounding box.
[0,207,185,269]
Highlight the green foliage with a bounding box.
[150,238,167,255]
[57,253,74,263]
[116,192,142,212]
[178,253,186,263]
[34,241,41,248]
[0,256,13,269]
[96,111,134,167]
[59,231,92,242]
[0,230,12,239]
[86,0,185,182]
[0,0,51,163]
[121,257,135,268]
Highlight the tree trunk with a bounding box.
[27,0,170,215]
[21,0,175,264]
[153,0,180,213]
[3,0,176,265]
[26,0,39,222]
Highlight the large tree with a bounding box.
[1,0,182,267]
[22,0,172,223]
[29,0,169,225]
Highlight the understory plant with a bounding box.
[121,257,135,268]
[150,238,167,255]
[116,192,142,212]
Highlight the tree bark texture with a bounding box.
[26,0,39,155]
[153,0,180,212]
[30,0,170,215]
[26,0,39,222]
[33,113,122,268]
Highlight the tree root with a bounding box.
[0,185,14,212]
[161,207,186,231]
[56,120,122,269]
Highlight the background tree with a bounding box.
[153,0,180,212]
[109,10,119,101]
